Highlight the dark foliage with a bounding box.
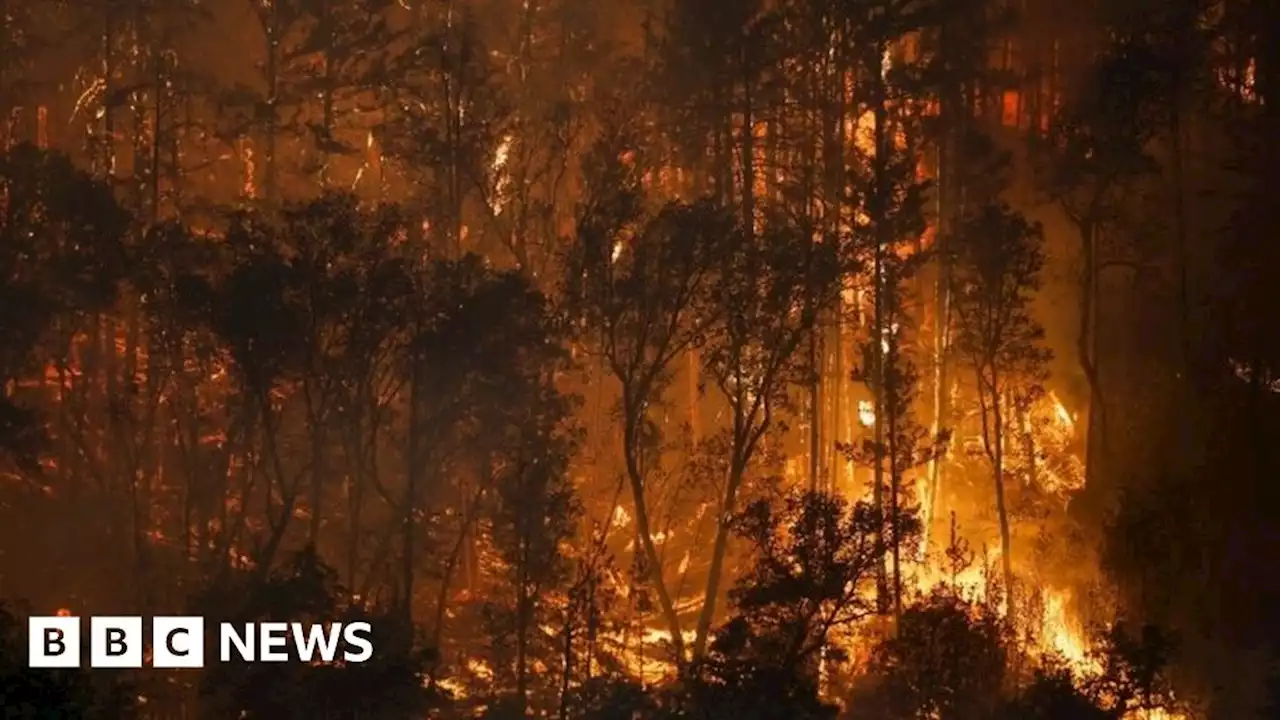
[196,548,441,719]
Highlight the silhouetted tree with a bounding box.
[564,124,728,664]
[484,375,582,714]
[403,254,570,647]
[382,4,508,256]
[950,203,1051,615]
[197,547,439,719]
[999,666,1109,720]
[691,216,840,660]
[1032,38,1163,488]
[0,145,127,467]
[1085,621,1179,717]
[846,591,1008,720]
[683,491,897,719]
[845,270,946,619]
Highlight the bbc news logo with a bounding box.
[28,616,373,668]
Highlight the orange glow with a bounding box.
[1002,90,1020,127]
[919,223,936,250]
[0,19,1194,720]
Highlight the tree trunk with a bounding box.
[515,558,530,716]
[150,50,163,222]
[621,411,684,662]
[559,593,575,720]
[925,117,955,557]
[691,452,746,661]
[690,45,760,659]
[871,41,890,613]
[831,312,844,494]
[100,1,116,178]
[320,0,334,188]
[888,347,902,620]
[308,407,325,545]
[1022,400,1038,489]
[809,332,821,491]
[402,368,421,622]
[264,8,278,204]
[1170,81,1190,373]
[1078,218,1103,488]
[689,350,700,443]
[992,372,1014,615]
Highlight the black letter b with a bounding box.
[44,628,65,656]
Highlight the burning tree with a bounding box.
[949,203,1051,618]
[846,292,947,619]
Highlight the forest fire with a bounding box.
[1042,589,1091,670]
[0,0,1276,717]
